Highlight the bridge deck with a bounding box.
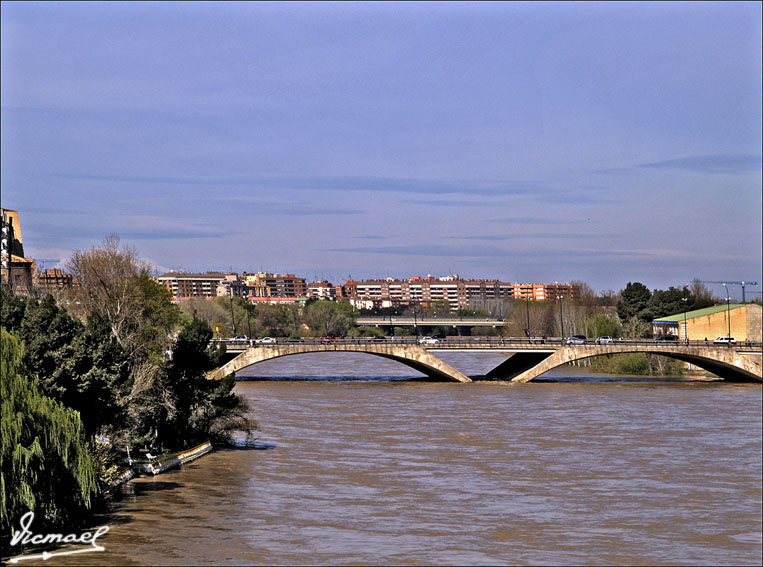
[212,338,762,383]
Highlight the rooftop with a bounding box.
[653,304,748,323]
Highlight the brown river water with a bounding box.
[32,353,763,565]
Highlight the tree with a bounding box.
[617,282,652,323]
[304,300,357,336]
[1,329,99,544]
[9,294,129,437]
[689,278,715,304]
[586,314,623,338]
[425,300,452,317]
[0,286,26,329]
[67,235,148,352]
[649,286,692,319]
[162,317,252,447]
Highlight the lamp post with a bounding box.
[413,300,418,341]
[722,283,731,344]
[228,287,237,337]
[557,294,564,343]
[246,295,252,344]
[681,297,688,345]
[525,297,531,340]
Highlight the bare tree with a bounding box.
[66,234,149,349]
[690,278,715,303]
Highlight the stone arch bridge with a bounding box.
[209,339,762,383]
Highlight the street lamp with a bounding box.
[246,296,252,344]
[681,297,688,345]
[525,297,531,340]
[557,294,564,343]
[228,287,237,337]
[412,300,418,340]
[722,283,731,343]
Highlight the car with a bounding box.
[529,336,547,344]
[370,336,387,342]
[232,336,248,341]
[418,337,441,345]
[321,336,339,344]
[256,337,277,345]
[564,335,587,345]
[286,336,303,343]
[713,336,736,345]
[655,335,679,342]
[595,336,614,344]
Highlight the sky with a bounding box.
[2,1,761,298]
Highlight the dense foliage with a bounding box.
[1,329,99,546]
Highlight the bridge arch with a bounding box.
[500,345,762,383]
[208,344,472,383]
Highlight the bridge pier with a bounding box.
[485,352,554,381]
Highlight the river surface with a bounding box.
[52,353,761,565]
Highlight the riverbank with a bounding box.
[109,441,214,490]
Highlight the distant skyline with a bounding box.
[2,1,761,298]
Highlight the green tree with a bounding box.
[1,329,99,544]
[617,282,652,323]
[305,300,357,336]
[0,286,26,329]
[161,317,252,448]
[649,286,692,319]
[587,314,623,338]
[9,295,128,437]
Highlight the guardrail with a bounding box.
[214,337,763,349]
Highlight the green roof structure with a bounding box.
[652,304,746,323]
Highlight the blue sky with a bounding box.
[2,1,761,297]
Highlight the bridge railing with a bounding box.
[214,337,763,349]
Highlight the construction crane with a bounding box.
[699,281,759,303]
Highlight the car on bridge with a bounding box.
[256,337,277,345]
[321,336,339,344]
[419,337,441,345]
[595,336,614,344]
[564,335,587,345]
[655,334,679,343]
[713,336,736,345]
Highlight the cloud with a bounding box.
[446,233,611,241]
[54,172,557,197]
[638,154,762,174]
[320,244,652,259]
[397,199,493,207]
[487,217,600,225]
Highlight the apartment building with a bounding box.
[216,274,249,298]
[157,271,231,298]
[340,275,578,311]
[243,272,307,298]
[307,280,336,300]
